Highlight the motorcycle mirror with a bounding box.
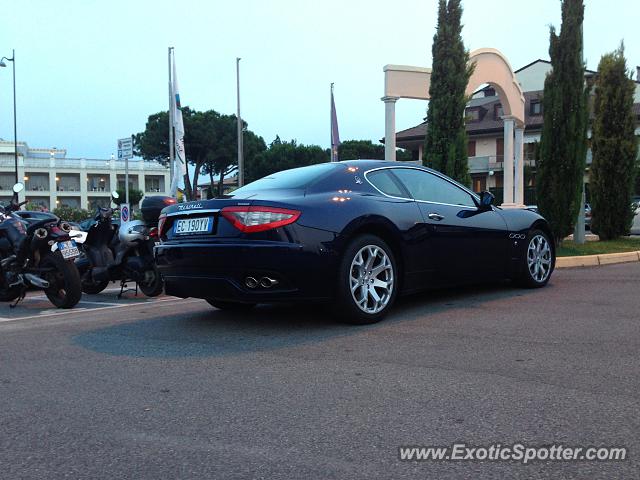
[13,182,24,194]
[111,191,120,200]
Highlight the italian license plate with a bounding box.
[58,240,79,259]
[174,217,213,235]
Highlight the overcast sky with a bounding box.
[1,0,638,158]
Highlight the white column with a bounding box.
[17,153,25,203]
[79,170,88,210]
[514,127,524,206]
[502,117,515,206]
[382,96,398,161]
[49,171,57,210]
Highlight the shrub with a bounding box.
[52,206,93,223]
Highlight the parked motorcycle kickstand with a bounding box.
[117,279,138,299]
[9,284,27,309]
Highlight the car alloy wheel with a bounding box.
[349,244,395,315]
[527,233,552,283]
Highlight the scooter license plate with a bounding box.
[58,240,80,259]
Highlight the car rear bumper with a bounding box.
[155,239,336,303]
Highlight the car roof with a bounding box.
[339,159,422,169]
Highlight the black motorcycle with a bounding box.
[0,183,82,308]
[75,192,166,297]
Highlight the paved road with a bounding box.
[1,264,639,479]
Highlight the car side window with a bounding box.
[366,170,407,198]
[392,168,476,207]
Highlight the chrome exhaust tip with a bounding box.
[245,277,258,289]
[259,277,278,288]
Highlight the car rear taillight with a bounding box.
[164,198,178,206]
[149,227,159,239]
[158,214,167,237]
[221,206,301,233]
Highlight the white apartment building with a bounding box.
[0,141,170,210]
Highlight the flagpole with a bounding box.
[236,57,244,187]
[168,47,175,194]
[330,83,333,162]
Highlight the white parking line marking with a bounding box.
[0,298,202,324]
[75,300,123,307]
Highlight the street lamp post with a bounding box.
[0,49,18,184]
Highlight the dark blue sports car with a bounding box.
[155,160,555,323]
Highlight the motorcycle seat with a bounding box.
[26,218,58,235]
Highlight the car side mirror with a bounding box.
[111,190,119,200]
[479,191,494,210]
[13,182,24,194]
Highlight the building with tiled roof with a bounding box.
[392,60,640,203]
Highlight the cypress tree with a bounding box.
[536,0,588,245]
[423,0,473,186]
[590,45,639,240]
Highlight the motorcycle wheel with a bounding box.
[0,284,21,302]
[40,252,82,308]
[81,278,109,295]
[138,265,163,297]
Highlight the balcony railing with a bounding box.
[469,156,536,173]
[0,157,167,171]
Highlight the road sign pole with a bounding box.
[125,155,129,206]
[117,136,134,208]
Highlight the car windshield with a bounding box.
[232,163,339,194]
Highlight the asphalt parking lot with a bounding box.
[1,263,639,479]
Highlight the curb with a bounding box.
[556,250,640,268]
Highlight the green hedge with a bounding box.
[52,206,93,223]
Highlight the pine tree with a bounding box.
[423,0,473,186]
[536,0,588,245]
[590,45,639,240]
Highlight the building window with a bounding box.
[466,108,480,122]
[24,173,49,192]
[494,103,504,119]
[530,100,542,115]
[496,138,504,162]
[0,174,15,191]
[144,175,165,193]
[88,175,108,192]
[117,175,138,191]
[88,197,110,210]
[56,174,80,192]
[467,140,476,157]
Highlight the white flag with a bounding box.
[170,54,187,197]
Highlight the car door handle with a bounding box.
[428,213,444,221]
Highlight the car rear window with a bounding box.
[232,163,339,194]
[366,170,407,198]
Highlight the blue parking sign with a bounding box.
[121,203,130,223]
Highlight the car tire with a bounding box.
[334,234,398,325]
[518,229,554,288]
[206,299,256,311]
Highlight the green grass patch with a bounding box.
[557,237,640,257]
